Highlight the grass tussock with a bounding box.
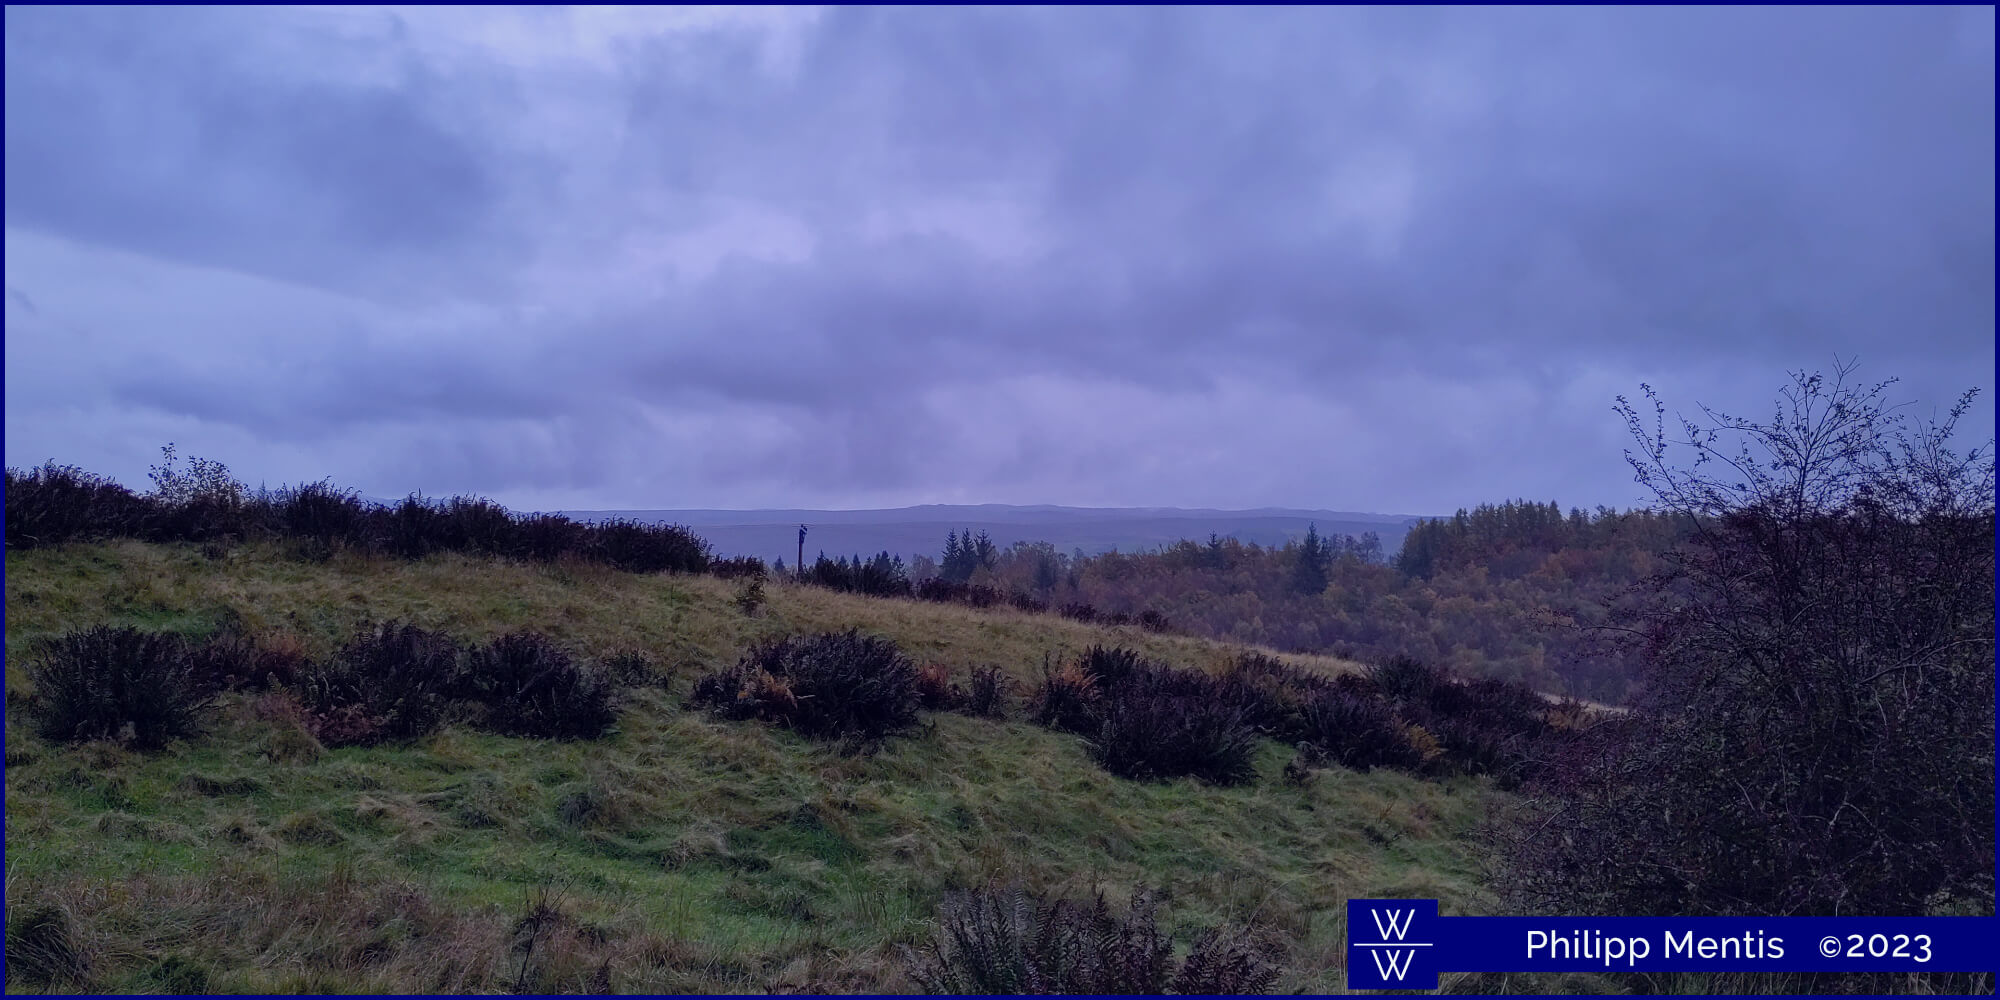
[905,883,1280,995]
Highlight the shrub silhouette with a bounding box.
[440,497,517,555]
[187,629,261,693]
[906,883,1278,994]
[732,578,767,616]
[965,665,1008,719]
[1412,676,1551,783]
[1074,645,1147,689]
[1057,602,1098,623]
[1032,647,1260,785]
[689,666,798,726]
[585,518,710,574]
[1511,366,1998,924]
[710,555,768,580]
[1297,689,1420,772]
[27,626,214,749]
[385,496,444,558]
[517,513,589,562]
[1091,687,1258,785]
[300,622,464,747]
[915,578,1005,608]
[1008,591,1049,614]
[5,462,151,548]
[1031,659,1102,736]
[1367,654,1452,706]
[1172,925,1284,994]
[272,480,368,549]
[915,662,964,711]
[1215,653,1333,739]
[462,631,616,740]
[691,630,920,741]
[4,455,740,585]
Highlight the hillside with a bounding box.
[4,540,1516,994]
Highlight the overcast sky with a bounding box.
[5,6,1993,514]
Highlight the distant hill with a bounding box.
[554,504,1425,566]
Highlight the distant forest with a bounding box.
[895,500,1688,703]
[10,445,1685,702]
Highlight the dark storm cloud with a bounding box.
[4,6,1991,511]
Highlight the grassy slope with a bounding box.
[6,541,1512,994]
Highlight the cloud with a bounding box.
[5,6,1991,513]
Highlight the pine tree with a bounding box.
[1290,522,1331,594]
[942,531,968,583]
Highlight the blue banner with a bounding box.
[1345,899,2000,989]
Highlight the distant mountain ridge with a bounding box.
[555,504,1427,566]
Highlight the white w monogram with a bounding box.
[1371,908,1417,941]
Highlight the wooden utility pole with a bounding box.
[797,524,808,579]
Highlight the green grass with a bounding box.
[6,541,1515,993]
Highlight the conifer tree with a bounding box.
[1289,522,1331,594]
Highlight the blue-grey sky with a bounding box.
[5,6,1993,513]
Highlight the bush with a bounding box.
[300,623,464,747]
[1214,653,1334,739]
[915,662,964,711]
[732,578,767,616]
[250,632,312,690]
[1074,645,1148,689]
[1031,659,1101,736]
[517,513,589,562]
[385,495,444,559]
[690,630,920,741]
[1090,687,1259,786]
[914,577,1004,607]
[441,497,518,555]
[906,884,1278,995]
[689,666,798,726]
[1367,654,1451,706]
[1031,647,1261,784]
[589,518,710,574]
[1413,676,1551,783]
[27,626,214,749]
[3,457,750,584]
[1297,689,1421,772]
[272,480,369,549]
[597,650,661,689]
[965,666,1008,719]
[4,462,150,548]
[1172,925,1284,995]
[710,555,768,580]
[462,631,616,740]
[1007,591,1049,614]
[1057,602,1098,623]
[1512,365,1998,920]
[187,629,261,693]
